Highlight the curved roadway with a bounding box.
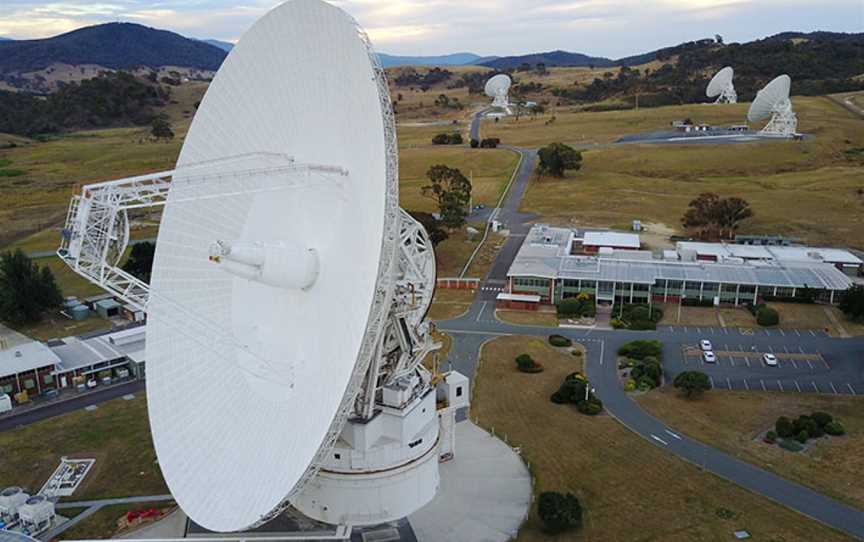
[436,112,864,540]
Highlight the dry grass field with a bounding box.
[638,389,864,511]
[495,309,559,327]
[0,394,168,500]
[472,335,855,541]
[517,97,864,248]
[427,288,475,321]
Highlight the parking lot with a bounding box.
[658,325,830,338]
[673,342,861,396]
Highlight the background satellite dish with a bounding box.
[146,0,398,532]
[747,74,797,136]
[706,66,736,104]
[484,74,512,114]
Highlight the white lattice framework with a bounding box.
[760,98,798,136]
[714,85,737,104]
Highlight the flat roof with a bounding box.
[0,342,61,378]
[510,225,853,291]
[582,231,640,249]
[497,292,541,303]
[677,242,862,265]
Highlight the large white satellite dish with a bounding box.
[484,74,513,114]
[747,74,797,137]
[57,0,458,533]
[706,66,736,104]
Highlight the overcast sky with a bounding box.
[1,0,862,58]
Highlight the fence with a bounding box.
[437,277,480,290]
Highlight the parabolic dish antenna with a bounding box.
[706,66,736,104]
[484,74,513,114]
[147,0,397,532]
[747,74,797,137]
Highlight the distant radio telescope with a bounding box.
[748,74,798,137]
[706,66,736,104]
[485,73,513,114]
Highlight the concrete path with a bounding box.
[409,421,531,542]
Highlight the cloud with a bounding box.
[0,0,860,57]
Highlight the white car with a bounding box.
[700,339,713,351]
[703,351,717,363]
[763,353,778,366]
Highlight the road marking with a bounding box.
[709,376,715,388]
[790,359,798,369]
[743,379,750,390]
[651,434,669,446]
[777,380,784,392]
[767,345,774,353]
[798,346,806,354]
[683,326,688,333]
[729,356,735,367]
[822,358,831,371]
[806,360,814,370]
[696,327,701,333]
[760,379,766,391]
[795,380,802,393]
[783,346,789,353]
[830,382,838,395]
[665,429,682,440]
[745,357,751,368]
[847,383,856,395]
[475,302,487,322]
[809,330,816,337]
[812,381,819,393]
[794,329,800,337]
[723,327,729,335]
[778,329,785,337]
[764,329,771,336]
[726,377,732,390]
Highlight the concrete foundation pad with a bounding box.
[409,421,531,542]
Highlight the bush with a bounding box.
[557,294,595,318]
[549,334,572,347]
[779,439,804,452]
[479,137,500,148]
[610,318,624,329]
[617,340,662,360]
[515,353,534,368]
[811,411,833,428]
[673,371,712,398]
[756,305,780,327]
[470,138,479,148]
[775,416,794,438]
[617,304,663,330]
[793,415,822,439]
[795,430,809,443]
[824,421,846,436]
[537,491,582,534]
[624,379,637,392]
[576,398,603,415]
[765,430,777,444]
[432,132,463,145]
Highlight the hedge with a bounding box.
[617,340,662,360]
[825,421,846,436]
[549,334,572,347]
[779,439,803,452]
[756,305,780,327]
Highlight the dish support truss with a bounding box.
[714,84,737,104]
[760,98,797,137]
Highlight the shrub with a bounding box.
[811,411,833,428]
[795,430,809,443]
[515,353,533,368]
[537,491,582,534]
[756,305,780,326]
[470,138,479,148]
[792,415,822,439]
[624,379,637,391]
[637,379,654,392]
[779,439,804,452]
[824,421,846,436]
[557,294,595,318]
[618,340,662,360]
[610,318,625,329]
[576,398,603,415]
[480,137,500,148]
[673,371,712,398]
[775,416,793,438]
[618,304,663,330]
[548,334,572,347]
[550,391,567,404]
[765,430,777,444]
[431,132,463,145]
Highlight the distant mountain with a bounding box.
[377,52,494,68]
[480,50,615,70]
[0,37,12,42]
[200,39,234,52]
[0,23,227,74]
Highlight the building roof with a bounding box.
[49,327,146,372]
[94,298,121,309]
[582,231,640,249]
[0,342,61,378]
[511,225,853,291]
[496,292,541,303]
[677,242,862,266]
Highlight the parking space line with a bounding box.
[794,329,800,337]
[760,379,766,391]
[806,360,814,370]
[729,356,735,367]
[809,330,816,337]
[783,346,789,353]
[830,382,838,395]
[683,326,688,333]
[743,379,750,390]
[812,381,819,393]
[745,357,751,368]
[726,377,732,390]
[790,359,797,369]
[778,329,785,337]
[847,383,856,395]
[822,358,831,371]
[767,345,774,353]
[777,380,784,392]
[696,327,701,333]
[764,329,771,336]
[709,376,715,388]
[723,328,729,335]
[795,381,802,393]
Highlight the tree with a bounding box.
[122,242,156,283]
[775,416,794,438]
[537,143,582,178]
[839,284,864,322]
[681,192,753,240]
[407,211,448,246]
[673,371,712,398]
[0,250,63,324]
[537,491,582,534]
[421,165,472,229]
[151,114,174,140]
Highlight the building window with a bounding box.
[334,453,341,460]
[1,384,12,394]
[23,379,35,390]
[42,375,54,385]
[456,386,463,397]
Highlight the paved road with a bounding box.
[0,379,144,432]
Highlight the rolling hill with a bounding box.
[480,50,615,70]
[0,23,226,74]
[378,52,494,68]
[200,39,234,52]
